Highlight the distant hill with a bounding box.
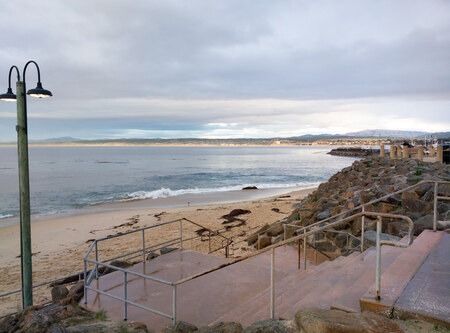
[344,130,429,138]
[430,132,450,139]
[30,137,82,143]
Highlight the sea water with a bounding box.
[0,145,357,224]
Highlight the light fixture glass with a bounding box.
[27,82,52,98]
[0,87,16,102]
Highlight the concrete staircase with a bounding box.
[214,230,445,326]
[84,230,448,330]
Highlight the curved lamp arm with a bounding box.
[8,65,21,88]
[23,60,52,98]
[0,66,20,101]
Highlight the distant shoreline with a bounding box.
[0,142,380,147]
[0,142,318,147]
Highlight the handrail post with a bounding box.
[346,234,349,254]
[434,182,438,232]
[173,285,177,325]
[270,248,275,319]
[297,239,301,270]
[142,229,146,262]
[83,259,87,304]
[361,206,365,252]
[179,220,183,249]
[303,229,307,270]
[124,271,128,321]
[283,225,286,241]
[208,231,211,253]
[376,216,382,300]
[313,232,317,265]
[95,242,99,279]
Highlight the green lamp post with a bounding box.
[0,61,52,308]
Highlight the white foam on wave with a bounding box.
[123,182,320,201]
[0,214,13,219]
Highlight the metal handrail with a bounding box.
[83,217,233,323]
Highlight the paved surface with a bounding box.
[84,248,293,331]
[393,232,450,327]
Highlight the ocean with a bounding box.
[0,145,357,225]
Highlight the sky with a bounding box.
[0,0,449,141]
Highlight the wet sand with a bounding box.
[0,187,314,316]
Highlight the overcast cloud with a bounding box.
[0,0,449,141]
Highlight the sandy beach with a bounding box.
[0,187,314,316]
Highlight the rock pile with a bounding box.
[247,156,449,253]
[161,307,404,333]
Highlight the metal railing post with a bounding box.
[179,220,183,249]
[83,259,87,304]
[124,272,128,321]
[95,242,99,279]
[142,229,146,262]
[208,231,211,253]
[434,182,438,232]
[346,234,349,254]
[270,248,275,319]
[303,229,307,270]
[376,216,382,300]
[313,232,317,265]
[173,285,177,325]
[361,206,365,252]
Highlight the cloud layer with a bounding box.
[0,0,449,140]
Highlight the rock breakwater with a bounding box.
[248,156,449,253]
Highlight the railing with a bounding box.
[84,217,232,322]
[83,180,448,323]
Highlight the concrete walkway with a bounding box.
[393,232,450,327]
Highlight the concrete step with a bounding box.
[330,244,405,313]
[360,230,444,315]
[213,247,341,324]
[232,252,364,325]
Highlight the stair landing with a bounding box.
[83,248,295,332]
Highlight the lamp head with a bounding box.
[0,87,16,102]
[27,82,52,98]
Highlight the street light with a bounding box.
[1,61,52,308]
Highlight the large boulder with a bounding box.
[162,321,198,333]
[160,247,178,255]
[247,224,270,246]
[295,307,403,333]
[255,235,272,250]
[243,319,295,333]
[197,322,243,333]
[51,285,69,303]
[266,223,284,237]
[316,211,331,221]
[363,230,401,247]
[413,214,449,235]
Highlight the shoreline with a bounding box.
[0,186,316,228]
[0,187,314,315]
